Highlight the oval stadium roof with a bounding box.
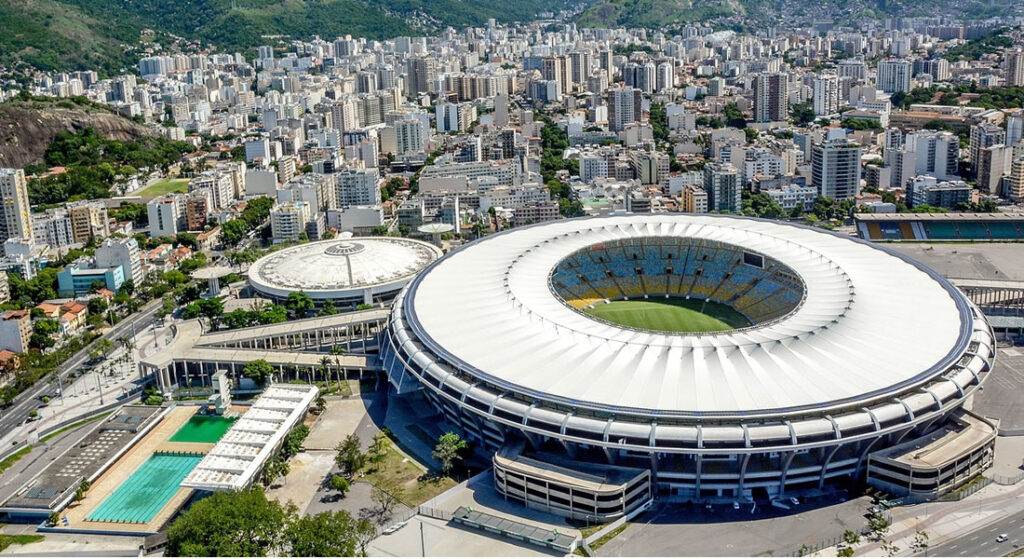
[404,214,974,415]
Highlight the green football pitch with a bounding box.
[583,297,751,333]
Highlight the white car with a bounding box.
[733,501,740,510]
[789,496,800,506]
[996,534,1008,543]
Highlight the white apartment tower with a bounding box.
[0,169,34,250]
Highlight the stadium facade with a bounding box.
[380,215,995,519]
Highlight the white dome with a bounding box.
[248,237,442,300]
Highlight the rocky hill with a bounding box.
[0,98,155,169]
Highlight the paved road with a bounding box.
[928,513,1024,556]
[0,298,162,445]
[0,417,101,504]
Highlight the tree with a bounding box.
[197,297,224,328]
[368,432,390,467]
[281,424,309,459]
[0,385,18,407]
[166,488,290,557]
[284,510,359,557]
[87,298,109,315]
[335,434,365,475]
[284,291,314,319]
[74,479,91,502]
[881,540,900,557]
[842,529,861,545]
[867,511,891,541]
[329,475,350,498]
[176,232,198,249]
[836,545,855,557]
[243,359,274,385]
[32,319,61,350]
[355,518,377,555]
[790,100,816,126]
[163,269,188,286]
[432,431,468,476]
[262,457,290,487]
[911,530,929,555]
[722,102,747,128]
[370,479,403,521]
[319,299,338,316]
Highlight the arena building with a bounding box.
[380,214,995,519]
[247,237,442,307]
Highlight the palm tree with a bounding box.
[330,345,346,390]
[318,355,332,391]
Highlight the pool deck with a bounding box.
[62,406,199,534]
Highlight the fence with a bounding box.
[936,476,994,501]
[417,505,452,521]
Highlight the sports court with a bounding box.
[584,297,751,333]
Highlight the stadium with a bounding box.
[381,214,997,518]
[247,237,442,307]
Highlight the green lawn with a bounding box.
[359,446,456,506]
[583,298,751,333]
[0,532,43,553]
[138,178,188,198]
[0,447,33,476]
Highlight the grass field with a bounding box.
[583,298,751,333]
[138,178,188,198]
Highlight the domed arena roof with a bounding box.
[248,237,442,300]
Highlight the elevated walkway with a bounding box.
[140,314,383,394]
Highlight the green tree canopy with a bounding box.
[166,488,289,557]
[432,431,468,476]
[283,511,359,557]
[243,359,274,385]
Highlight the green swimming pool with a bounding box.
[168,415,236,443]
[86,453,202,524]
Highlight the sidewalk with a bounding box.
[816,481,1024,556]
[0,348,144,450]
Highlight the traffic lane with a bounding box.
[929,513,1024,556]
[0,299,161,437]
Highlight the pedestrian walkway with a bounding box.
[816,481,1024,556]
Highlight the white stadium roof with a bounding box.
[248,237,442,300]
[405,214,974,416]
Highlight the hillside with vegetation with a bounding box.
[0,94,156,170]
[577,0,741,29]
[0,0,147,76]
[1,0,566,75]
[576,0,1018,30]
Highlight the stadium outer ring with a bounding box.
[380,214,995,494]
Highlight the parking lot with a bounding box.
[596,493,872,557]
[973,346,1024,433]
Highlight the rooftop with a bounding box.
[247,237,442,298]
[181,384,318,492]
